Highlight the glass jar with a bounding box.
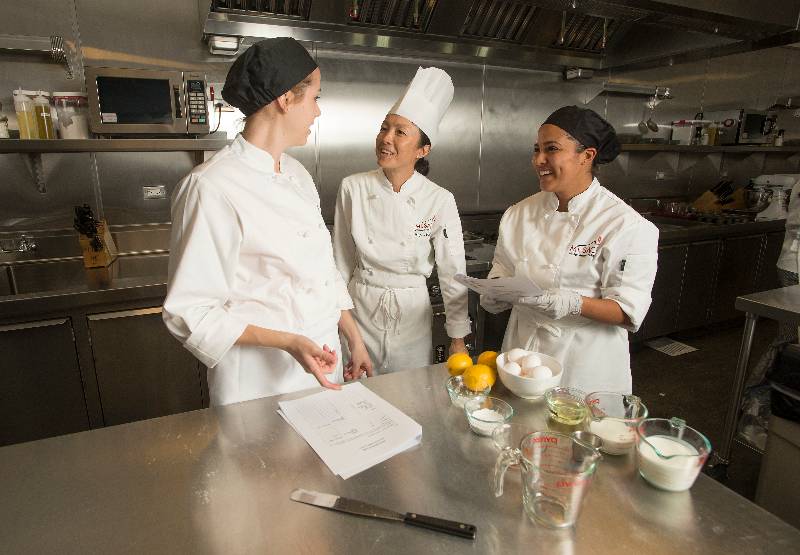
[13,89,38,139]
[53,92,90,139]
[32,91,56,140]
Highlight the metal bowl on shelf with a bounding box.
[745,189,773,212]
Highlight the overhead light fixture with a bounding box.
[208,35,241,56]
[564,67,594,80]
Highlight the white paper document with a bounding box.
[277,382,422,479]
[454,273,544,302]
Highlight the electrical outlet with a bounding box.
[655,171,665,180]
[142,185,167,200]
[207,82,234,112]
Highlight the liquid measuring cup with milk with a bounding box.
[494,431,601,528]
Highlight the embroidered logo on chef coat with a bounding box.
[414,215,437,237]
[568,235,604,257]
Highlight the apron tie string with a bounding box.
[370,288,403,367]
[523,320,562,351]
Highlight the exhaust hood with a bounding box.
[202,0,800,71]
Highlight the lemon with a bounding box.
[476,350,498,370]
[447,352,473,376]
[463,363,496,391]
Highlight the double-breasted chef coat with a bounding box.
[487,177,659,394]
[163,135,353,406]
[333,169,471,372]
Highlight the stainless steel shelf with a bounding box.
[0,139,230,154]
[621,144,800,153]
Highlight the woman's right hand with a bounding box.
[285,334,341,390]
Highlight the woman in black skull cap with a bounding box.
[481,105,659,394]
[164,38,371,406]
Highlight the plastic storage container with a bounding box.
[53,92,90,139]
[13,89,38,139]
[32,91,55,139]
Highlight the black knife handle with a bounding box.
[403,512,477,540]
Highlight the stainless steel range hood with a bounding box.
[201,0,800,71]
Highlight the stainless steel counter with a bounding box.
[1,365,798,554]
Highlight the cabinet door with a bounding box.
[0,318,89,446]
[87,307,205,426]
[712,235,765,323]
[755,231,786,292]
[678,240,722,330]
[634,244,687,341]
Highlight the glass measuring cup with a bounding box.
[586,392,648,455]
[494,431,601,528]
[636,417,711,492]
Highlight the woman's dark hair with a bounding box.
[565,132,598,169]
[415,129,432,176]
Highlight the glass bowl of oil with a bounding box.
[545,387,588,425]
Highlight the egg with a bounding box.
[521,353,543,369]
[507,348,528,363]
[504,361,522,376]
[529,365,553,380]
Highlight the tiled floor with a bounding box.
[631,319,778,501]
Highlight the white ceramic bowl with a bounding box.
[496,351,563,399]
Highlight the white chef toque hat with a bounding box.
[389,66,454,146]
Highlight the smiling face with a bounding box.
[285,67,322,147]
[532,123,596,198]
[375,114,430,173]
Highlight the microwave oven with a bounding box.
[85,67,209,136]
[703,109,778,145]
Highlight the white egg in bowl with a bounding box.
[496,350,563,399]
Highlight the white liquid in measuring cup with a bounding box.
[590,418,636,454]
[637,435,700,491]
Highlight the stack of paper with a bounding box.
[277,382,422,479]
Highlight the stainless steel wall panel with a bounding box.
[761,153,800,175]
[479,66,596,210]
[315,49,482,222]
[682,152,725,199]
[720,153,767,188]
[93,152,196,226]
[0,153,96,230]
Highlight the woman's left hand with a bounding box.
[520,289,583,320]
[449,337,469,356]
[344,343,374,381]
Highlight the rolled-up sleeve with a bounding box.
[163,175,248,368]
[431,193,471,339]
[600,220,659,332]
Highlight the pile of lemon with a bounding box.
[446,351,499,392]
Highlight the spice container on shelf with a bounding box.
[32,91,55,139]
[13,89,38,139]
[774,129,785,147]
[53,92,90,139]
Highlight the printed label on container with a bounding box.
[100,112,118,123]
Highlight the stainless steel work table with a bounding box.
[1,366,798,554]
[714,285,800,472]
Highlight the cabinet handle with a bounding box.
[88,307,162,321]
[0,318,68,332]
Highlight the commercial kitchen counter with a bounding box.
[1,365,798,554]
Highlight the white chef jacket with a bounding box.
[777,178,800,274]
[485,178,659,394]
[333,169,471,372]
[163,134,353,406]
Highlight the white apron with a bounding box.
[348,268,432,373]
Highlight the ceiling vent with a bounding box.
[348,0,439,31]
[460,0,538,42]
[211,0,312,20]
[553,12,620,52]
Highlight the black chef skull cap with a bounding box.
[543,105,621,164]
[221,37,318,117]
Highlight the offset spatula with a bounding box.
[290,488,477,540]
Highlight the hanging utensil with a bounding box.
[558,11,566,45]
[600,18,607,50]
[646,88,660,132]
[638,106,650,134]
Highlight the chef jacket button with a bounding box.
[400,241,406,246]
[367,269,374,275]
[368,238,373,244]
[318,223,324,229]
[325,280,330,286]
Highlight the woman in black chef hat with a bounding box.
[164,38,371,406]
[481,105,659,394]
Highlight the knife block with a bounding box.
[78,219,118,268]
